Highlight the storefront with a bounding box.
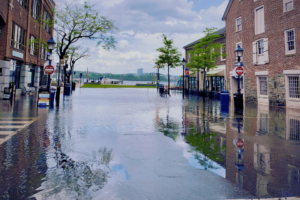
[10,59,22,89]
[206,65,226,97]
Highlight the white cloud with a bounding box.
[54,0,228,75]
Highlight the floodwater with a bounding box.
[0,89,299,199]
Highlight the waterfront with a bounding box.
[0,89,299,199]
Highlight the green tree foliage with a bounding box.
[185,132,225,169]
[186,28,226,93]
[156,34,182,94]
[54,2,117,60]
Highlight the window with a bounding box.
[188,53,191,63]
[255,6,265,34]
[31,0,41,20]
[285,29,295,55]
[253,38,269,65]
[40,43,47,60]
[288,76,300,98]
[283,0,293,12]
[43,9,52,34]
[11,22,26,51]
[17,0,28,10]
[259,77,268,95]
[258,40,264,55]
[220,44,226,61]
[29,35,38,56]
[236,17,242,32]
[290,119,300,141]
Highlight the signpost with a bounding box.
[44,65,54,75]
[185,68,189,77]
[236,139,244,148]
[235,66,244,76]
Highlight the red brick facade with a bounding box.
[0,0,54,65]
[223,0,300,107]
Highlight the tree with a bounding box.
[53,2,117,103]
[156,34,182,95]
[186,28,226,96]
[62,46,90,84]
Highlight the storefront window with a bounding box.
[10,60,21,88]
[188,77,196,89]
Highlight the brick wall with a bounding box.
[225,0,300,106]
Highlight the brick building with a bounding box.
[222,0,300,108]
[183,28,227,95]
[0,0,55,98]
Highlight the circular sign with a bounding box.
[236,139,244,148]
[236,66,244,76]
[44,65,54,75]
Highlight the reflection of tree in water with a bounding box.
[40,147,113,199]
[185,130,225,170]
[156,118,181,141]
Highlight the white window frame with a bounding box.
[285,28,296,55]
[29,35,36,56]
[255,5,265,35]
[283,0,293,12]
[236,17,242,32]
[253,38,269,65]
[258,76,268,97]
[220,44,226,61]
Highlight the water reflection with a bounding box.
[35,147,112,199]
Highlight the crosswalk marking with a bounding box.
[0,117,38,145]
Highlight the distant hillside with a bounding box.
[72,71,181,82]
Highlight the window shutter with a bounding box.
[261,7,265,33]
[253,42,257,65]
[263,38,269,63]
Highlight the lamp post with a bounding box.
[156,64,160,91]
[47,37,56,91]
[234,45,244,112]
[182,58,186,99]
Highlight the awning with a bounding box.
[207,65,225,77]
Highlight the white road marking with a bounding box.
[0,117,39,145]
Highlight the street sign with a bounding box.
[44,65,55,75]
[236,66,244,76]
[235,62,244,67]
[185,68,189,77]
[236,139,244,148]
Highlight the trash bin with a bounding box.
[49,88,56,108]
[72,82,76,91]
[159,85,164,95]
[3,87,11,100]
[64,83,71,95]
[220,90,230,105]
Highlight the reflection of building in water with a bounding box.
[286,109,300,141]
[256,105,269,136]
[226,104,300,198]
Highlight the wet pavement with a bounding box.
[0,89,299,199]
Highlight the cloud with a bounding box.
[54,0,228,75]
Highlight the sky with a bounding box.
[54,0,228,76]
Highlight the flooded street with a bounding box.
[0,89,299,199]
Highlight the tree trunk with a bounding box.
[168,65,170,95]
[56,59,62,105]
[197,69,199,95]
[203,68,206,101]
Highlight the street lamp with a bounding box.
[182,58,186,99]
[235,45,243,62]
[156,64,160,91]
[234,45,244,112]
[47,37,56,91]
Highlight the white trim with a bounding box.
[255,71,268,76]
[283,0,293,12]
[284,28,296,55]
[236,17,242,32]
[284,70,300,75]
[220,44,226,61]
[255,5,265,35]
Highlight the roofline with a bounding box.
[222,0,234,21]
[183,35,226,50]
